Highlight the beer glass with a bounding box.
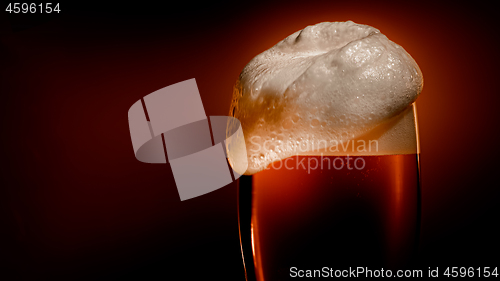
[238,103,421,281]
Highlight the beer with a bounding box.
[227,21,424,281]
[238,154,420,280]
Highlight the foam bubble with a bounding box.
[228,21,423,175]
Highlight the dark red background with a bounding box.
[1,1,498,279]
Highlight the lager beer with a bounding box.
[228,21,424,281]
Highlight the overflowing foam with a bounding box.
[228,21,423,175]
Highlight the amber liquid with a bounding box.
[238,154,421,281]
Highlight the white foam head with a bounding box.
[228,21,423,175]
